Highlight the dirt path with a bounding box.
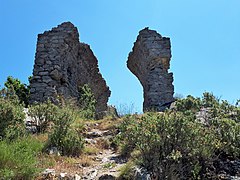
[81,124,127,179]
[38,119,127,180]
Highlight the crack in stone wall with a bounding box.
[127,27,174,112]
[30,22,110,113]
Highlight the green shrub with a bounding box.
[116,115,140,156]
[27,100,84,156]
[117,93,240,179]
[0,89,25,140]
[202,92,220,108]
[175,92,240,122]
[118,161,136,179]
[211,118,240,157]
[118,112,218,179]
[174,95,201,114]
[28,100,58,133]
[0,137,43,179]
[4,76,30,107]
[78,84,96,119]
[45,106,84,156]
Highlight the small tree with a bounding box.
[0,88,25,140]
[45,106,84,156]
[78,84,96,119]
[4,76,30,107]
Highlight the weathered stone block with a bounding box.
[50,69,61,81]
[39,71,49,76]
[42,76,52,84]
[36,58,45,65]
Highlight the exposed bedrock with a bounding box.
[30,22,111,113]
[127,28,174,112]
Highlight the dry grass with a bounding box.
[96,138,111,150]
[32,133,48,143]
[37,153,94,176]
[118,160,135,179]
[78,155,94,167]
[103,162,116,169]
[130,149,141,159]
[83,145,99,155]
[71,118,85,131]
[37,153,56,169]
[84,117,122,131]
[98,118,123,131]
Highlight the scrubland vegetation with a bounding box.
[116,93,240,179]
[0,76,239,179]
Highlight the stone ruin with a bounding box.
[29,22,111,113]
[127,28,174,112]
[30,23,174,114]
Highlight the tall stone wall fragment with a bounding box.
[127,28,174,112]
[30,22,110,113]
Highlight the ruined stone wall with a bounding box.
[127,28,174,112]
[30,22,110,113]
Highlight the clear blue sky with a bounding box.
[1,0,239,112]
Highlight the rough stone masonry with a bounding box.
[29,22,111,113]
[127,28,174,112]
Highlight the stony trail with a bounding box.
[81,124,127,180]
[39,120,128,180]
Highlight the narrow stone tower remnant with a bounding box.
[30,22,110,113]
[127,28,174,112]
